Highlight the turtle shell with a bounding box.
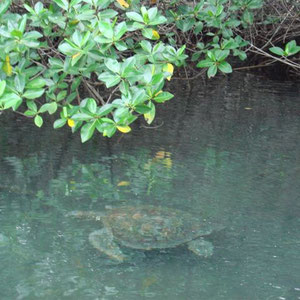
[102,205,213,250]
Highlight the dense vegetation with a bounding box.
[0,0,299,142]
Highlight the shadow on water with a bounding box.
[0,73,300,299]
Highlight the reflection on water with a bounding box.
[0,73,300,299]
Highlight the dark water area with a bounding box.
[0,73,299,299]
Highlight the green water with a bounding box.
[0,73,299,299]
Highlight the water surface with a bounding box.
[0,73,299,299]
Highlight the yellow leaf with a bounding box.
[151,65,155,75]
[154,90,162,97]
[155,151,165,159]
[72,52,81,59]
[152,30,160,40]
[144,112,154,124]
[117,181,130,186]
[165,151,171,157]
[67,118,75,127]
[2,55,12,76]
[117,0,129,8]
[69,19,79,25]
[117,125,131,133]
[163,63,174,81]
[163,157,172,169]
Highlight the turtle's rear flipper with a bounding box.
[187,238,214,257]
[89,228,127,262]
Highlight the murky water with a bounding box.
[0,73,299,299]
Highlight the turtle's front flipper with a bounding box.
[89,228,127,262]
[187,238,214,257]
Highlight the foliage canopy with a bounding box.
[0,0,299,142]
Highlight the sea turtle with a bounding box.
[68,205,217,262]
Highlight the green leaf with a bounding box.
[86,98,97,114]
[70,0,82,6]
[34,115,43,127]
[98,21,114,40]
[23,31,43,42]
[176,18,195,32]
[218,61,232,73]
[58,43,77,56]
[105,59,120,74]
[97,122,116,137]
[216,5,224,17]
[194,22,203,34]
[222,39,238,50]
[24,31,42,40]
[57,90,67,101]
[11,29,23,39]
[23,89,45,99]
[66,92,77,103]
[140,40,152,53]
[149,15,167,26]
[153,92,173,103]
[54,119,67,129]
[98,103,114,117]
[14,75,26,93]
[98,72,121,88]
[269,47,284,56]
[99,9,118,19]
[72,30,82,47]
[19,15,27,34]
[248,0,263,9]
[0,80,6,97]
[39,102,58,114]
[24,110,36,117]
[207,65,217,78]
[114,21,127,41]
[243,10,253,25]
[71,52,83,66]
[26,77,46,89]
[148,7,157,21]
[135,104,151,114]
[21,39,40,48]
[131,22,144,30]
[151,73,164,85]
[144,101,155,124]
[0,93,22,110]
[24,4,35,14]
[197,60,214,68]
[26,100,37,112]
[53,0,69,10]
[115,41,128,51]
[126,12,144,23]
[0,0,10,17]
[34,2,44,14]
[113,107,130,123]
[142,28,158,40]
[71,77,82,91]
[80,121,96,143]
[81,31,91,47]
[285,40,300,56]
[215,50,229,61]
[71,113,94,121]
[233,49,247,60]
[207,51,216,61]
